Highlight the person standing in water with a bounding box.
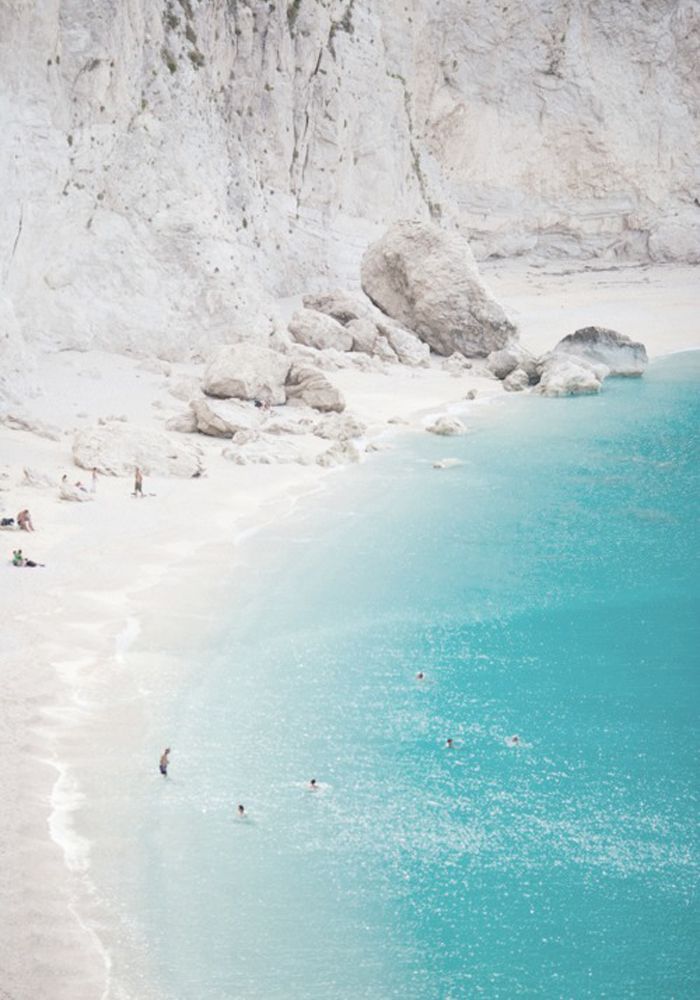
[134,467,144,497]
[159,748,171,776]
[308,778,319,791]
[237,804,246,818]
[445,738,454,749]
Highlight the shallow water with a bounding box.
[102,353,699,999]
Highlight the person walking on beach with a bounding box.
[159,748,171,776]
[91,467,98,493]
[134,467,144,498]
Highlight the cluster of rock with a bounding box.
[483,326,648,397]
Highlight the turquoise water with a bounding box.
[113,354,698,998]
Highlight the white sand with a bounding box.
[0,264,698,999]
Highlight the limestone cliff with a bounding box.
[0,0,698,360]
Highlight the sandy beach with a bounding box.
[1,263,698,1000]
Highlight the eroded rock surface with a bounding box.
[203,345,290,404]
[361,222,516,357]
[73,426,203,477]
[552,327,648,376]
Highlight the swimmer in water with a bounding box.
[237,803,246,817]
[416,671,425,681]
[508,735,520,746]
[308,778,319,791]
[159,748,170,776]
[445,738,454,749]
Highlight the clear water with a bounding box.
[108,353,699,999]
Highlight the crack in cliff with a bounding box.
[387,71,441,221]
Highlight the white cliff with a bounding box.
[0,0,698,369]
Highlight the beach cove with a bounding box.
[1,265,698,998]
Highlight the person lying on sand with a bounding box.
[17,509,34,531]
[12,549,44,567]
[159,748,171,776]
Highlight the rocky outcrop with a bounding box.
[288,309,353,352]
[346,318,396,361]
[203,345,290,404]
[22,467,56,489]
[377,320,430,367]
[285,365,345,413]
[165,411,198,434]
[503,368,530,392]
[314,413,366,441]
[426,415,467,436]
[1,413,62,442]
[536,358,608,397]
[222,432,309,466]
[552,327,648,376]
[361,222,516,357]
[316,440,363,467]
[190,399,260,438]
[72,426,203,477]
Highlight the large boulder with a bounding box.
[361,221,516,357]
[73,426,203,477]
[285,365,345,413]
[552,327,648,376]
[303,290,369,325]
[536,357,607,397]
[190,398,260,438]
[346,318,397,362]
[503,368,530,393]
[203,344,290,403]
[288,309,354,352]
[377,320,430,367]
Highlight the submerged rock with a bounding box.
[426,415,467,436]
[552,326,648,375]
[361,221,516,357]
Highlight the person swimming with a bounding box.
[237,803,246,817]
[445,738,454,749]
[159,748,171,776]
[308,778,319,790]
[416,671,425,681]
[507,735,520,747]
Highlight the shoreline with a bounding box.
[1,263,698,999]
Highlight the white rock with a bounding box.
[168,377,202,403]
[222,432,309,465]
[59,483,93,502]
[442,353,473,374]
[203,344,290,404]
[316,440,362,467]
[288,309,353,352]
[426,415,467,436]
[165,411,198,433]
[22,467,56,489]
[377,320,430,367]
[190,398,260,438]
[536,357,606,397]
[314,413,366,441]
[552,326,648,376]
[486,348,521,379]
[345,318,397,362]
[285,365,345,413]
[503,368,530,392]
[361,221,516,357]
[1,413,61,441]
[73,426,204,477]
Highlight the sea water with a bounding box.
[105,353,698,999]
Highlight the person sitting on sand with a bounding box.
[17,509,34,532]
[237,803,246,817]
[12,549,43,567]
[159,748,170,776]
[134,467,144,498]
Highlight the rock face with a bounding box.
[426,415,467,436]
[0,0,697,380]
[285,365,345,413]
[361,222,516,357]
[503,368,531,392]
[73,426,203,477]
[203,344,290,404]
[552,327,648,376]
[288,309,354,352]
